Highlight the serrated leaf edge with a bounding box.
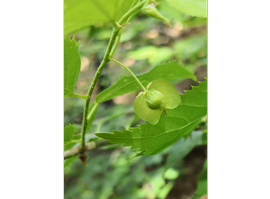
[96,78,207,155]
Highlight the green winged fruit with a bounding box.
[133,79,181,125]
[145,90,164,109]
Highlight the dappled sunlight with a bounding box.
[122,58,135,67]
[80,56,89,72]
[123,41,132,49]
[164,23,183,38]
[147,29,159,38]
[113,93,135,105]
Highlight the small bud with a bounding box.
[79,154,88,166]
[141,4,171,27]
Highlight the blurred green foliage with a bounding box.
[64,131,204,199]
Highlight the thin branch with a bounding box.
[80,0,146,152]
[64,140,109,160]
[80,29,119,151]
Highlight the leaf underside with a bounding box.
[64,0,140,34]
[96,62,196,103]
[96,78,207,155]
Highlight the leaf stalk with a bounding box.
[110,58,147,92]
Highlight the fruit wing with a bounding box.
[148,79,181,109]
[133,93,163,125]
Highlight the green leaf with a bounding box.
[96,78,207,155]
[64,124,81,151]
[96,62,196,103]
[64,156,77,169]
[64,0,140,34]
[64,124,75,143]
[166,0,207,18]
[64,36,81,98]
[192,180,207,199]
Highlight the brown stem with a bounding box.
[64,140,109,160]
